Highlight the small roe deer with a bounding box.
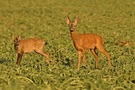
[12,34,49,64]
[66,16,111,69]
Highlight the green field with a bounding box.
[0,0,135,90]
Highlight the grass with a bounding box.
[0,0,135,90]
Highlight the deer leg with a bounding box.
[82,50,86,65]
[97,45,111,66]
[16,53,23,64]
[90,48,98,68]
[35,49,49,64]
[77,51,82,70]
[43,51,49,64]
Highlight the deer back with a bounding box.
[71,33,103,50]
[15,38,44,53]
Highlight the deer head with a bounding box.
[11,34,22,51]
[66,16,78,33]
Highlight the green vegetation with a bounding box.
[0,0,134,90]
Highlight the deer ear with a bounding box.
[66,16,70,25]
[18,35,21,41]
[18,33,23,40]
[74,16,78,25]
[11,33,15,40]
[18,34,22,41]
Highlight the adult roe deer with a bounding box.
[66,16,111,69]
[12,34,49,64]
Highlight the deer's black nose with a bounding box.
[70,29,74,32]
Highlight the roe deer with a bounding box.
[11,34,49,64]
[66,16,111,69]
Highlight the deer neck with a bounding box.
[70,30,79,43]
